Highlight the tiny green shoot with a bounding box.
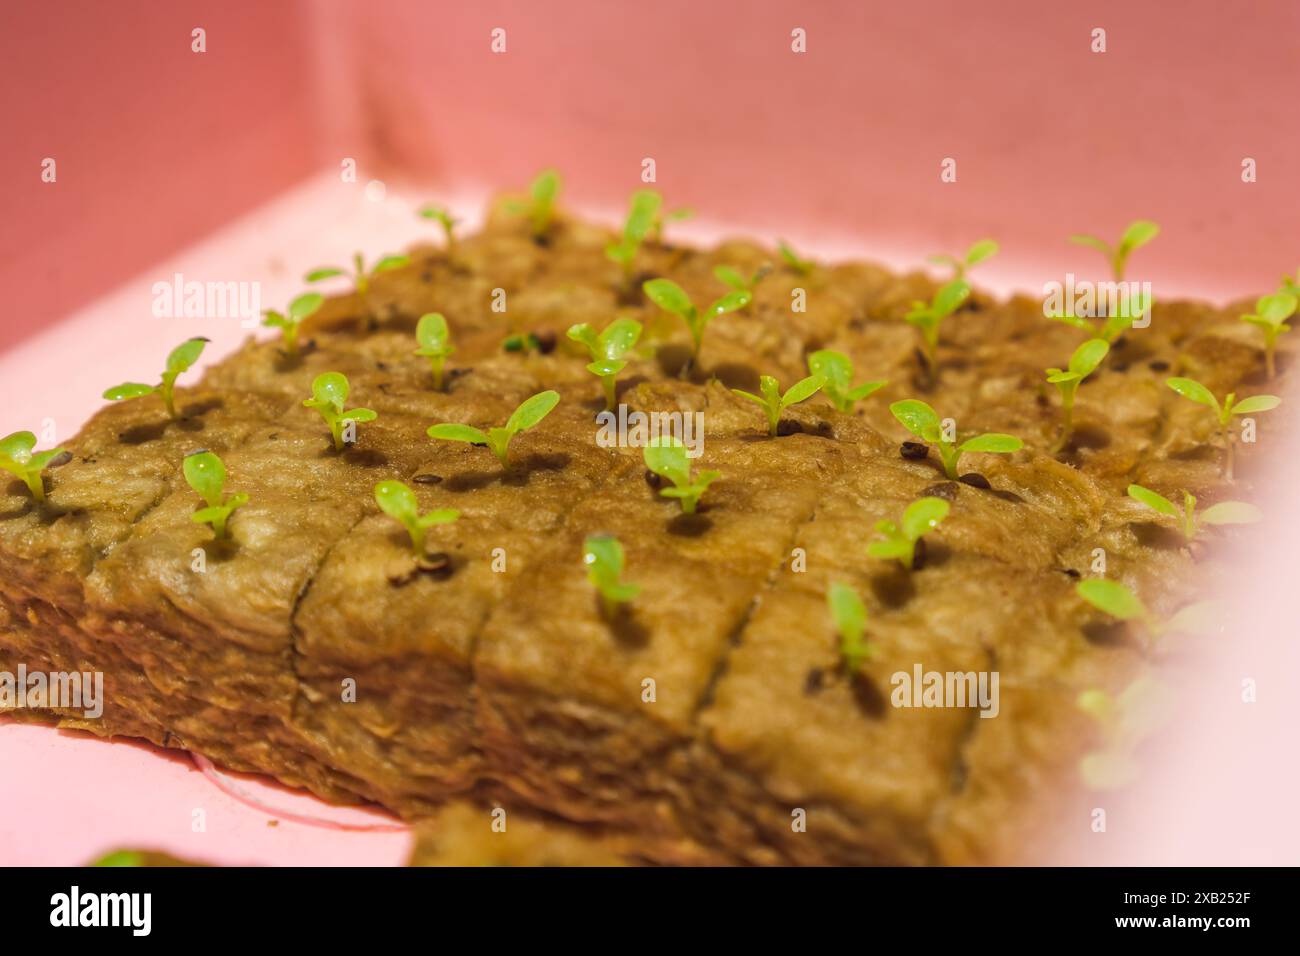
[605,189,660,284]
[413,312,454,390]
[1127,484,1261,541]
[904,279,970,383]
[1045,337,1109,451]
[583,534,641,618]
[1075,676,1170,790]
[305,251,411,321]
[504,168,562,238]
[262,292,323,358]
[1076,578,1154,629]
[0,431,67,502]
[183,449,248,540]
[777,240,813,276]
[807,349,887,413]
[928,239,998,281]
[303,371,378,451]
[1240,291,1297,380]
[713,263,772,297]
[418,204,459,251]
[643,437,720,515]
[103,336,209,419]
[1166,377,1280,479]
[889,399,1022,479]
[1049,288,1151,344]
[642,277,750,365]
[731,374,825,436]
[374,479,459,556]
[427,390,560,468]
[1069,220,1160,282]
[650,204,692,245]
[867,497,949,571]
[567,317,642,410]
[1280,267,1300,299]
[827,582,873,674]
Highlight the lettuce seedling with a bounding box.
[1280,268,1300,299]
[605,190,660,283]
[642,277,750,365]
[731,373,825,436]
[0,431,67,502]
[504,168,561,238]
[1240,291,1297,379]
[889,399,1022,479]
[567,317,642,410]
[1075,676,1170,790]
[1127,484,1260,541]
[867,496,949,571]
[306,251,411,321]
[104,336,209,419]
[1049,288,1150,344]
[807,350,887,413]
[1166,377,1280,479]
[303,371,378,451]
[905,279,970,382]
[928,239,998,281]
[583,534,641,617]
[414,312,455,390]
[427,390,560,468]
[418,204,459,251]
[374,479,459,556]
[183,450,248,540]
[643,437,720,514]
[777,240,813,276]
[1046,337,1109,450]
[827,582,874,674]
[1078,579,1222,652]
[650,204,692,245]
[262,292,323,358]
[1070,220,1160,282]
[713,263,772,297]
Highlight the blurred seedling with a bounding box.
[583,534,641,618]
[262,292,323,359]
[605,190,661,284]
[827,582,874,674]
[1075,675,1172,790]
[1076,579,1222,650]
[1069,219,1159,282]
[303,372,377,452]
[374,479,459,556]
[1166,377,1280,480]
[104,337,209,419]
[807,349,887,413]
[928,239,998,281]
[904,279,970,385]
[567,317,642,411]
[713,263,772,300]
[643,436,720,515]
[777,240,814,276]
[642,277,750,371]
[503,168,562,239]
[1049,288,1151,344]
[413,313,454,391]
[0,431,67,502]
[650,204,692,245]
[1127,484,1261,542]
[418,204,459,252]
[867,496,949,571]
[731,373,825,436]
[1045,337,1109,451]
[1239,291,1297,380]
[183,449,247,540]
[889,399,1022,480]
[427,390,560,468]
[305,251,410,323]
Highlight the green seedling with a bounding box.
[1075,676,1171,790]
[642,277,750,366]
[889,399,1022,480]
[1076,579,1219,654]
[0,431,67,502]
[418,204,459,251]
[867,496,949,571]
[583,534,641,618]
[643,436,720,514]
[504,168,562,238]
[427,390,560,468]
[1049,288,1151,344]
[414,312,454,390]
[305,251,411,321]
[1127,484,1260,541]
[807,349,887,413]
[567,317,642,410]
[827,582,874,674]
[374,479,459,556]
[605,190,660,283]
[1280,268,1300,299]
[303,372,377,451]
[1240,291,1297,380]
[104,336,208,419]
[262,292,323,358]
[503,332,543,353]
[928,239,998,281]
[1046,337,1109,451]
[905,279,970,383]
[777,240,813,275]
[731,373,825,436]
[650,204,692,244]
[183,450,247,540]
[1166,377,1280,480]
[713,263,772,297]
[1070,220,1159,282]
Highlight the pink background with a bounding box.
[1,0,1298,865]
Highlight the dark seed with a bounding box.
[416,552,453,578]
[1063,568,1081,579]
[644,470,662,489]
[1112,336,1128,349]
[849,671,886,718]
[912,537,928,571]
[803,668,825,696]
[958,472,991,490]
[1148,360,1170,372]
[420,270,433,283]
[900,441,929,460]
[1111,363,1129,373]
[376,361,389,371]
[920,481,960,501]
[776,419,803,436]
[412,473,443,485]
[534,330,557,354]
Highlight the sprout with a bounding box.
[807,350,887,413]
[1240,291,1297,379]
[303,372,378,451]
[1075,676,1170,790]
[1281,267,1300,299]
[305,251,411,322]
[418,204,459,251]
[1078,579,1224,654]
[1166,377,1280,479]
[605,190,660,284]
[427,390,559,468]
[731,374,825,436]
[414,313,455,390]
[262,292,323,358]
[827,582,873,674]
[777,240,814,275]
[889,399,1022,480]
[713,263,772,297]
[504,168,562,238]
[567,317,642,410]
[374,479,459,555]
[1045,337,1109,450]
[0,431,67,502]
[642,277,750,366]
[104,336,209,419]
[503,332,543,353]
[1069,220,1160,282]
[1127,484,1261,541]
[583,534,641,617]
[1049,288,1151,344]
[928,239,998,281]
[904,279,970,383]
[867,496,949,571]
[650,205,693,244]
[643,437,720,514]
[183,450,248,540]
